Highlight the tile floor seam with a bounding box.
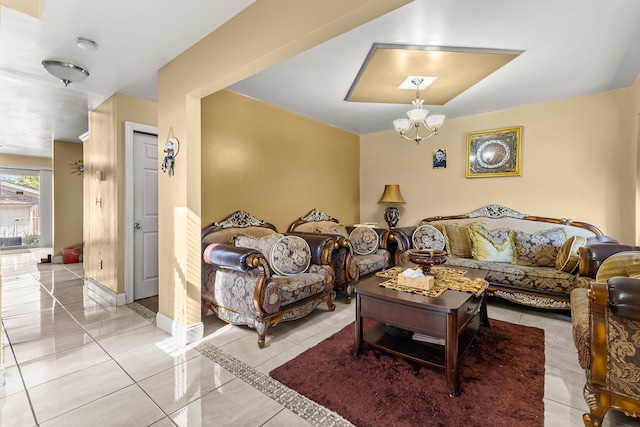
[35,383,160,426]
[2,322,40,426]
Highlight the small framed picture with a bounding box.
[433,149,447,168]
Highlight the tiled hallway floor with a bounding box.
[1,248,639,426]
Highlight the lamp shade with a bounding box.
[393,118,411,133]
[407,108,429,123]
[425,114,446,129]
[378,184,406,204]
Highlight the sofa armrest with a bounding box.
[203,243,264,271]
[578,241,639,279]
[570,288,591,369]
[287,232,337,265]
[390,227,414,251]
[608,277,640,321]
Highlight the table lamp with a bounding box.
[378,184,406,228]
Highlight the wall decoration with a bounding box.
[466,126,521,178]
[70,160,84,176]
[161,136,180,176]
[433,149,447,168]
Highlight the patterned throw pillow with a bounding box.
[511,228,567,267]
[270,235,311,275]
[349,226,379,255]
[314,224,349,238]
[468,225,513,263]
[412,225,446,251]
[441,224,473,258]
[234,233,283,257]
[555,235,586,273]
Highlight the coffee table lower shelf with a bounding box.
[361,317,480,369]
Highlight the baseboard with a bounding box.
[85,279,127,306]
[156,311,204,343]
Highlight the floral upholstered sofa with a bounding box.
[390,204,605,309]
[288,209,393,303]
[570,252,640,425]
[201,211,338,348]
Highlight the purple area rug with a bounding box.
[270,319,545,427]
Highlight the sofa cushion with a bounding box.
[270,235,311,275]
[444,256,586,296]
[269,272,329,308]
[511,228,567,267]
[354,250,388,276]
[234,232,283,257]
[314,224,349,238]
[349,226,379,255]
[442,224,473,258]
[412,225,445,251]
[555,235,586,273]
[469,225,513,263]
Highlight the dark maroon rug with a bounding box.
[270,319,544,427]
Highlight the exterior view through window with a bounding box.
[0,172,40,247]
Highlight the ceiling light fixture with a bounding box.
[42,60,89,86]
[75,37,98,51]
[393,77,445,144]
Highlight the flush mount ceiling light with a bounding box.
[75,37,98,51]
[393,77,445,144]
[42,60,89,86]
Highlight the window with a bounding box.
[0,167,52,248]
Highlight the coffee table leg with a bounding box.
[445,313,460,397]
[481,292,490,327]
[352,294,363,358]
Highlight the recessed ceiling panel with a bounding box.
[346,44,522,105]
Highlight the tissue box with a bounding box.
[398,274,434,290]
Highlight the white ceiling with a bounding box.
[1,0,640,159]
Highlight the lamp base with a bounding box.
[384,206,400,229]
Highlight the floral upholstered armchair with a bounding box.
[288,209,393,303]
[570,252,640,426]
[201,211,337,348]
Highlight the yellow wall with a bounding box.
[85,93,157,293]
[0,154,50,168]
[52,141,83,255]
[201,90,359,231]
[361,87,636,242]
[0,0,45,18]
[157,0,410,329]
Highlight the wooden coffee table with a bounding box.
[352,267,489,397]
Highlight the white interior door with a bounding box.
[133,131,158,300]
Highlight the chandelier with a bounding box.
[392,77,445,144]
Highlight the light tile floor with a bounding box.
[1,248,639,426]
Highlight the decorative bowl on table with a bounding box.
[407,249,447,276]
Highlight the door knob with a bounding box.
[134,222,141,230]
